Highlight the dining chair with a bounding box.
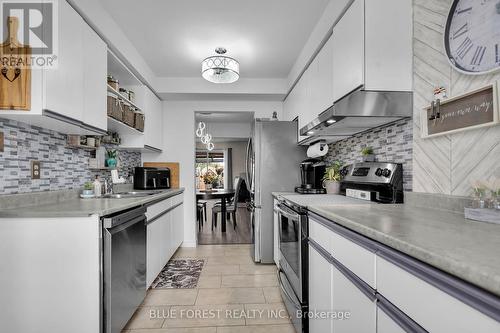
[212,177,242,230]
[197,201,207,231]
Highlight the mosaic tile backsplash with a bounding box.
[323,118,413,191]
[0,118,142,194]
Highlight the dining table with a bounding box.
[196,189,235,233]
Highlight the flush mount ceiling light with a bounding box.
[202,47,240,84]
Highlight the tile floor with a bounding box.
[122,244,295,333]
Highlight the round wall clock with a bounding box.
[444,0,500,75]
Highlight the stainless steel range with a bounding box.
[340,162,404,203]
[277,161,405,333]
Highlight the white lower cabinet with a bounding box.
[146,194,184,287]
[377,256,500,333]
[309,242,376,333]
[308,244,333,333]
[377,307,406,333]
[309,214,500,333]
[331,264,376,333]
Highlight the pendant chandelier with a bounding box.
[201,47,239,84]
[196,121,214,151]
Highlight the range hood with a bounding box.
[299,89,412,145]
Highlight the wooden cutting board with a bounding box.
[143,162,180,189]
[0,17,31,110]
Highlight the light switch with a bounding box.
[31,160,41,179]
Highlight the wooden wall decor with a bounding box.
[421,82,499,138]
[143,162,180,189]
[0,17,31,110]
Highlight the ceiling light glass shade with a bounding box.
[196,122,206,137]
[202,51,239,84]
[201,133,212,144]
[207,142,215,151]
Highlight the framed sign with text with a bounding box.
[421,82,499,138]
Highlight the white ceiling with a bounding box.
[99,0,330,79]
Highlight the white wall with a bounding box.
[143,100,283,247]
[201,122,252,140]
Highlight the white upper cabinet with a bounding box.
[284,0,412,142]
[144,87,163,150]
[83,26,107,132]
[295,68,310,142]
[364,0,412,91]
[3,0,108,134]
[44,0,85,122]
[332,0,365,102]
[314,35,334,115]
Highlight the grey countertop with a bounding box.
[275,193,372,207]
[307,203,500,297]
[0,188,185,218]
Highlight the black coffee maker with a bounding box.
[295,158,326,194]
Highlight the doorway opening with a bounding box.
[194,111,254,245]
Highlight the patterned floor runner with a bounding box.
[150,259,205,289]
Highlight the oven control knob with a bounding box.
[375,168,383,177]
[382,169,392,178]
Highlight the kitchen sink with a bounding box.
[102,190,163,199]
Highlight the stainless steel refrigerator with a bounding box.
[246,119,306,263]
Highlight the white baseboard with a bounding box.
[181,240,197,248]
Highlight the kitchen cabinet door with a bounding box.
[309,244,333,333]
[172,203,184,250]
[331,264,376,333]
[146,217,163,286]
[310,35,334,117]
[332,0,364,103]
[83,25,107,132]
[296,69,310,143]
[377,307,406,333]
[144,87,163,150]
[44,0,84,121]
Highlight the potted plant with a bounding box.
[202,170,217,191]
[361,146,375,162]
[322,161,343,194]
[82,181,94,196]
[106,149,118,168]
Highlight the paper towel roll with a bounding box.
[307,142,328,158]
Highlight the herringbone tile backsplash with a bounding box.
[0,118,141,195]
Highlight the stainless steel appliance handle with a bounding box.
[103,207,147,229]
[276,203,300,221]
[277,268,302,309]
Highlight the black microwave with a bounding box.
[134,167,170,190]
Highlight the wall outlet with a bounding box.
[0,132,4,152]
[31,160,41,179]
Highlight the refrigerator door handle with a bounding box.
[245,137,252,190]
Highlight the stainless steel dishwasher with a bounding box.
[102,206,147,333]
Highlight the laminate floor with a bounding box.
[197,201,252,245]
[122,244,293,333]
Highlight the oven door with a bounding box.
[277,202,303,299]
